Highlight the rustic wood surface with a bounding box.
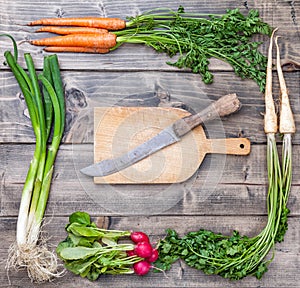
[1,0,300,287]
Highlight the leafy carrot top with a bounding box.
[117,7,272,91]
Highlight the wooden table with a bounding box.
[1,0,299,287]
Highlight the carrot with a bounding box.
[30,33,117,48]
[44,46,110,54]
[36,26,108,35]
[28,17,126,31]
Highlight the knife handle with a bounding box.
[172,93,241,137]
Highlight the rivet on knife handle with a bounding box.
[172,93,241,137]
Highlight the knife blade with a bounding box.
[80,93,241,177]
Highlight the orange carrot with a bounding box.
[44,46,110,54]
[36,26,108,35]
[28,17,126,31]
[30,33,117,48]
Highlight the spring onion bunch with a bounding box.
[3,36,65,282]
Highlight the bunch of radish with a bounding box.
[128,232,159,276]
[57,212,159,280]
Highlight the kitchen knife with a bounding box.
[80,93,241,177]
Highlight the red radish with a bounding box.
[134,241,153,258]
[126,250,136,257]
[147,248,159,263]
[130,231,150,243]
[133,260,151,276]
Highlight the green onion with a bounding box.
[4,36,65,282]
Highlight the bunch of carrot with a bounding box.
[28,8,272,91]
[28,17,126,53]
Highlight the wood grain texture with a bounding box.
[1,71,300,144]
[1,144,299,217]
[0,0,300,287]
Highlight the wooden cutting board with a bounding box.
[94,107,250,184]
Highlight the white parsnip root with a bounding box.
[275,36,296,134]
[275,35,295,205]
[258,29,283,275]
[264,28,278,134]
[260,28,295,272]
[256,27,295,278]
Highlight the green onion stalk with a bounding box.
[3,36,65,282]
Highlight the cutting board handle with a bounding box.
[206,138,251,155]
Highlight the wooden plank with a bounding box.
[0,71,299,144]
[0,215,299,287]
[0,0,299,71]
[1,144,299,217]
[1,0,300,286]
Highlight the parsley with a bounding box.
[155,185,290,280]
[116,7,272,91]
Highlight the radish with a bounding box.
[133,260,151,276]
[147,248,159,263]
[126,250,136,257]
[130,231,150,243]
[134,241,153,258]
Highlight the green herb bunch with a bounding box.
[116,7,272,91]
[156,207,289,280]
[156,229,268,279]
